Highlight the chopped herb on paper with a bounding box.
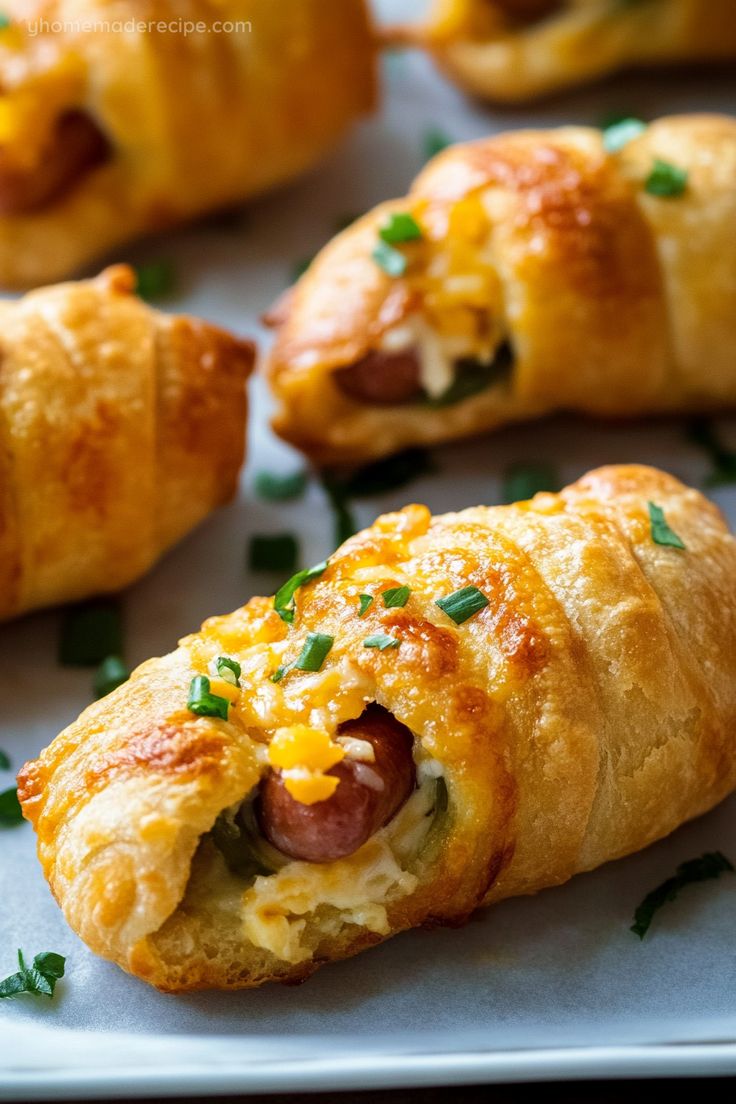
[340,448,435,498]
[59,599,123,667]
[321,476,359,548]
[631,852,734,939]
[687,418,736,486]
[644,159,688,197]
[0,950,66,999]
[249,533,299,573]
[254,469,308,502]
[0,787,22,826]
[648,502,686,550]
[423,126,452,161]
[502,461,560,504]
[134,260,176,301]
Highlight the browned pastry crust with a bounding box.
[19,465,736,990]
[267,114,736,464]
[0,0,376,286]
[398,0,736,103]
[0,265,253,620]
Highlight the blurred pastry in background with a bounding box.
[393,0,736,103]
[0,0,376,287]
[0,266,253,621]
[266,113,736,464]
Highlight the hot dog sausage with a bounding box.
[257,705,416,863]
[334,348,423,405]
[0,110,109,215]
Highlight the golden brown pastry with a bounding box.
[0,265,253,621]
[19,464,736,991]
[267,113,736,464]
[397,0,736,103]
[0,0,376,287]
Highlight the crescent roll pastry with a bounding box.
[400,0,736,103]
[0,265,253,621]
[0,0,375,287]
[267,113,736,464]
[18,465,736,991]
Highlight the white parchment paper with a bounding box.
[1,1,736,1094]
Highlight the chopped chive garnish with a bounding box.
[378,212,422,245]
[270,665,289,684]
[254,469,308,502]
[340,448,435,498]
[631,852,733,939]
[93,655,130,700]
[0,787,22,826]
[0,950,66,1000]
[602,116,646,153]
[648,502,686,550]
[321,477,358,547]
[58,599,123,667]
[502,461,560,504]
[274,560,329,624]
[187,676,230,720]
[423,126,452,160]
[134,260,175,301]
[436,585,489,625]
[363,634,401,651]
[372,239,407,277]
[644,159,688,197]
[382,585,411,609]
[0,750,9,770]
[215,656,241,686]
[292,256,314,282]
[249,533,299,573]
[294,632,334,673]
[0,15,11,31]
[358,594,374,617]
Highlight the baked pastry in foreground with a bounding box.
[267,113,736,464]
[19,465,736,991]
[0,266,253,621]
[397,0,736,103]
[0,0,375,287]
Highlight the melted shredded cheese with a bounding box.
[241,761,444,964]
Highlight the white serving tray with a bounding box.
[2,2,736,1096]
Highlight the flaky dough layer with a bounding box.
[0,265,253,620]
[19,466,736,990]
[268,113,736,463]
[401,0,736,103]
[0,0,375,286]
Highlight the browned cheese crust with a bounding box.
[267,114,736,463]
[18,465,736,990]
[399,0,736,103]
[0,265,253,620]
[0,0,376,286]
